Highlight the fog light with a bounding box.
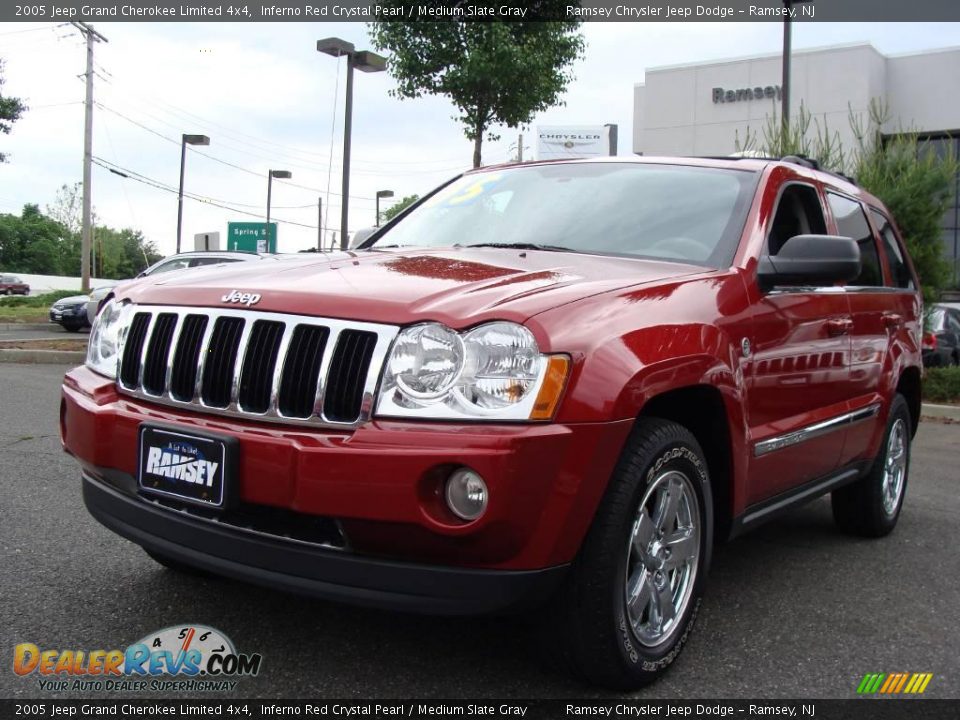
[445,468,488,521]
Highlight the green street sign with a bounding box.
[227,222,278,253]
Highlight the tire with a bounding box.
[832,394,911,538]
[144,549,212,577]
[64,324,82,333]
[543,418,713,689]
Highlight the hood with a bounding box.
[53,295,90,306]
[119,248,705,328]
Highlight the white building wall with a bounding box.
[633,43,959,157]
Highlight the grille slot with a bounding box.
[119,312,151,388]
[323,330,378,423]
[114,305,394,429]
[278,325,329,418]
[170,315,208,401]
[141,313,177,395]
[201,317,245,408]
[238,320,285,413]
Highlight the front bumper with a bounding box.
[63,366,633,612]
[83,471,566,614]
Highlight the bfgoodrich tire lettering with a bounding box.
[543,418,713,689]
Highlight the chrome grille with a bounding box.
[116,305,398,429]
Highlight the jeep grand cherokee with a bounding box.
[61,157,922,689]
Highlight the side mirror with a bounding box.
[758,234,861,289]
[349,227,379,250]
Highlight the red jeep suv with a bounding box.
[62,157,922,689]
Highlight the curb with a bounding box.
[0,349,84,365]
[921,402,960,421]
[0,323,54,331]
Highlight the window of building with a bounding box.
[870,209,915,289]
[767,184,827,255]
[916,134,959,288]
[827,193,882,287]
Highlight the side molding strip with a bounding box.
[754,403,881,457]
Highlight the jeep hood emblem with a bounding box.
[221,290,261,307]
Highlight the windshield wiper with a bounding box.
[458,242,577,253]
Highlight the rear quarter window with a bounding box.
[870,209,916,290]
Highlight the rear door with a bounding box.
[746,182,853,504]
[829,199,920,466]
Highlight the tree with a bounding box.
[46,182,84,237]
[381,194,419,224]
[369,7,584,168]
[0,59,26,163]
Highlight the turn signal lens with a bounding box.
[529,355,570,421]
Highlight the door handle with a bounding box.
[882,313,903,329]
[826,318,853,337]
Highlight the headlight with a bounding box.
[376,321,569,421]
[86,299,126,379]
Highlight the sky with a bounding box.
[0,20,958,257]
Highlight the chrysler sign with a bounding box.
[537,125,615,160]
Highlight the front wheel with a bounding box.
[544,418,712,689]
[832,394,912,537]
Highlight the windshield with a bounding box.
[368,162,757,267]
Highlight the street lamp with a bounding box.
[176,133,210,254]
[265,169,292,254]
[375,189,394,227]
[317,37,387,249]
[781,0,814,141]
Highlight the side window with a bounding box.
[827,193,882,287]
[870,209,916,289]
[189,258,228,268]
[149,259,191,276]
[947,310,960,334]
[767,184,827,255]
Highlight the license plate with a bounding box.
[137,425,236,508]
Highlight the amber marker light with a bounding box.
[530,355,571,420]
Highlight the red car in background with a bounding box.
[0,274,29,295]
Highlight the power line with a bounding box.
[92,156,323,230]
[94,101,376,202]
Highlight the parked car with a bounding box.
[0,274,30,295]
[63,156,922,689]
[86,251,263,325]
[49,295,91,332]
[922,304,960,367]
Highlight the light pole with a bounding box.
[176,134,210,254]
[375,189,394,227]
[317,37,386,249]
[265,169,291,254]
[781,0,814,142]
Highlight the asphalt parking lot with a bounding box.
[1,362,957,699]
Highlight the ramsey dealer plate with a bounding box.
[137,425,237,508]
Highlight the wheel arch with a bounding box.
[896,365,922,438]
[638,384,738,543]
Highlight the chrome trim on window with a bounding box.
[753,403,881,457]
[115,304,398,430]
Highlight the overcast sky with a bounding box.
[0,20,957,257]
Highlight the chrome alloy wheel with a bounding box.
[624,469,700,648]
[881,418,907,516]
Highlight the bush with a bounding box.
[0,290,80,308]
[923,367,960,404]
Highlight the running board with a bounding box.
[730,464,866,538]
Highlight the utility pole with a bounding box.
[71,22,107,293]
[517,133,523,163]
[317,197,323,251]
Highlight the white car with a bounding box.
[86,251,264,325]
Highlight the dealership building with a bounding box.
[632,43,960,283]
